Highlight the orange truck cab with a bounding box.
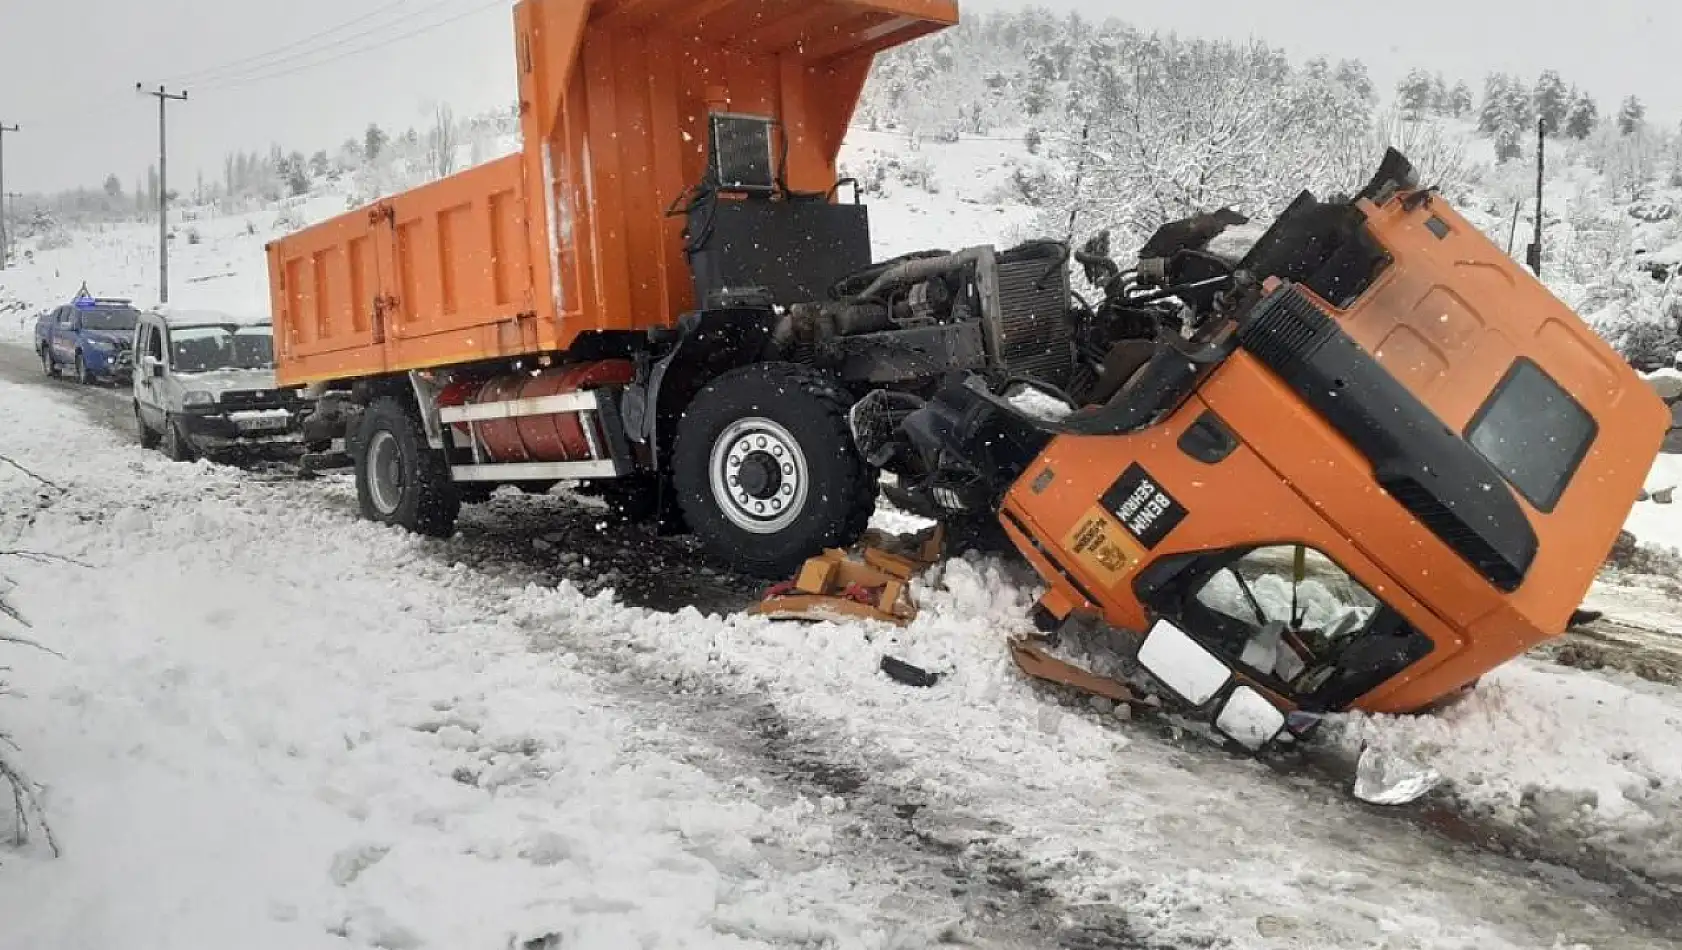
[859,151,1669,749]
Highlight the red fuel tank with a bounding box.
[452,360,633,463]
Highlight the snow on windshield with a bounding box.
[171,325,273,373]
[1197,546,1379,634]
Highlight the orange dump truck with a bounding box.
[268,0,1076,577]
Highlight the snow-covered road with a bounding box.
[3,351,1681,949]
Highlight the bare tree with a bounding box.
[1325,108,1473,199]
[428,104,459,180]
[0,454,65,858]
[1047,35,1372,247]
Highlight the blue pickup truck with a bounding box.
[35,293,141,384]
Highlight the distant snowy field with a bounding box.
[5,130,1682,946]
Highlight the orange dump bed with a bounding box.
[269,0,959,387]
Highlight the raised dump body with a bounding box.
[268,0,959,387]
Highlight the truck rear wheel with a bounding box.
[672,363,876,579]
[40,346,58,378]
[353,397,460,538]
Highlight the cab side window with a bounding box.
[146,325,165,363]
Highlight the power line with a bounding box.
[187,0,486,89]
[205,0,508,93]
[161,0,420,85]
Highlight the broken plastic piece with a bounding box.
[881,655,940,688]
[1008,637,1145,708]
[1353,744,1443,805]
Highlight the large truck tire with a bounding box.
[353,396,460,538]
[671,363,877,579]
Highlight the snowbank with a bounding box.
[1333,660,1682,881]
[4,376,1674,946]
[0,383,960,950]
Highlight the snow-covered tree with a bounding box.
[102,175,121,198]
[1397,69,1435,120]
[1478,73,1512,136]
[365,123,388,163]
[1566,92,1599,139]
[1428,73,1450,115]
[1533,70,1569,136]
[1479,73,1535,162]
[1618,95,1646,136]
[1447,81,1474,118]
[1335,59,1375,103]
[1045,35,1372,245]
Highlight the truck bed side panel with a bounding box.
[270,155,534,386]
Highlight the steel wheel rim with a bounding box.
[709,417,808,535]
[367,430,406,516]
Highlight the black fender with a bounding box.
[622,307,779,472]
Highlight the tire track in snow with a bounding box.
[0,348,1153,948]
[3,343,1679,948]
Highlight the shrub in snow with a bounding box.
[895,155,939,193]
[985,162,1053,207]
[273,209,305,234]
[1629,199,1676,224]
[1610,319,1681,372]
[35,228,73,252]
[846,154,938,196]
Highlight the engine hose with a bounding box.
[852,248,988,302]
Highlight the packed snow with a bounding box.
[2,366,1680,946]
[0,383,985,950]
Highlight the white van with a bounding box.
[131,309,316,461]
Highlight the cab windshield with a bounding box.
[80,308,139,332]
[170,324,274,373]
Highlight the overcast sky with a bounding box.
[2,0,1677,195]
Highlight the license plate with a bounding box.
[237,415,290,433]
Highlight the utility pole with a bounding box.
[0,123,18,271]
[1527,116,1545,278]
[137,84,187,302]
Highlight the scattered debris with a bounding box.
[880,655,941,688]
[751,528,943,626]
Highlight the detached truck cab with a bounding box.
[859,152,1670,743]
[268,0,1005,576]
